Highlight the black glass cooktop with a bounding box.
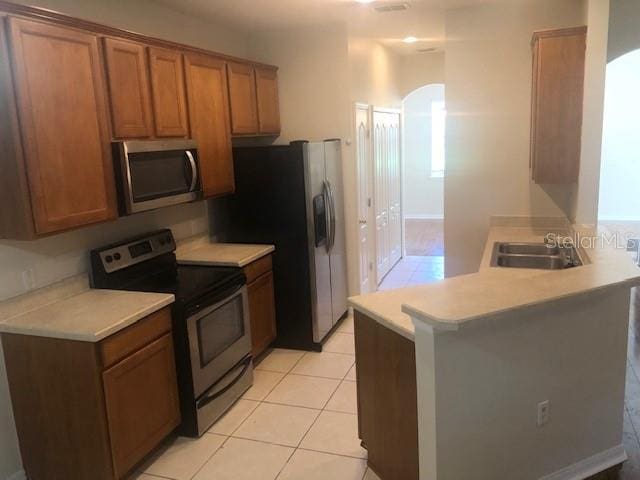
[119,263,245,305]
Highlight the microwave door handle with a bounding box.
[186,150,198,192]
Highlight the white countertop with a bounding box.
[349,220,640,339]
[0,281,174,342]
[176,237,275,268]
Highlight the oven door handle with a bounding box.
[185,280,245,318]
[186,150,198,192]
[196,356,252,410]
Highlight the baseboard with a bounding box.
[539,445,627,480]
[404,214,444,220]
[7,470,26,480]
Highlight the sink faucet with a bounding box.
[545,233,579,266]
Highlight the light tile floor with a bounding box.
[134,317,381,480]
[378,255,444,291]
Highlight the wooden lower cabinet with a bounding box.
[354,310,419,480]
[103,333,180,478]
[244,255,277,358]
[1,307,180,480]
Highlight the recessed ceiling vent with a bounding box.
[373,3,410,13]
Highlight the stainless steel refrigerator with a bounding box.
[225,140,348,351]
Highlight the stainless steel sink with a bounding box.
[491,242,582,270]
[495,254,567,270]
[497,242,559,256]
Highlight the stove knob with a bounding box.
[105,255,113,263]
[114,253,121,261]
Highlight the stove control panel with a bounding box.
[94,229,176,274]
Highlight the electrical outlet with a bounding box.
[537,400,550,426]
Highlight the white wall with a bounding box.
[608,0,640,62]
[598,49,640,221]
[403,84,445,219]
[399,51,445,99]
[349,37,402,109]
[414,287,629,479]
[443,0,587,277]
[0,2,251,478]
[573,0,610,225]
[249,24,351,144]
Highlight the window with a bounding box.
[431,100,446,178]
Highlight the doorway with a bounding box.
[378,84,445,291]
[597,49,640,256]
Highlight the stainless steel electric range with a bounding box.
[90,229,253,437]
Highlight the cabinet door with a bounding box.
[184,53,234,197]
[354,312,419,480]
[530,28,586,184]
[255,67,281,134]
[247,271,277,358]
[148,47,189,137]
[103,333,180,479]
[8,17,117,234]
[103,37,153,139]
[227,62,258,135]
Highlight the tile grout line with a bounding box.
[187,434,229,480]
[220,350,310,441]
[625,403,640,449]
[196,344,360,479]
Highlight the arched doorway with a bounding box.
[377,84,445,290]
[598,49,640,251]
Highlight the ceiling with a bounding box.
[151,0,491,55]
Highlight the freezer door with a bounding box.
[325,140,349,325]
[305,142,333,343]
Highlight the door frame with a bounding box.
[354,102,374,294]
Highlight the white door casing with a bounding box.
[355,103,373,294]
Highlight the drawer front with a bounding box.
[100,307,172,369]
[243,254,272,284]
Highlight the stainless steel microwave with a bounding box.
[113,140,202,215]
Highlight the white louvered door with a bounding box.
[372,108,401,285]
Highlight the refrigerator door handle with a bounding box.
[326,180,336,252]
[323,180,333,253]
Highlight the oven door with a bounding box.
[186,285,251,398]
[117,140,202,214]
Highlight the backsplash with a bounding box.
[0,201,211,302]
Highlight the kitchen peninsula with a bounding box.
[349,218,640,480]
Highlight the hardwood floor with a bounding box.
[404,218,443,256]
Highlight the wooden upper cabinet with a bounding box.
[530,27,586,184]
[103,38,153,139]
[255,67,281,134]
[7,17,117,235]
[184,53,234,197]
[148,47,189,137]
[227,61,259,135]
